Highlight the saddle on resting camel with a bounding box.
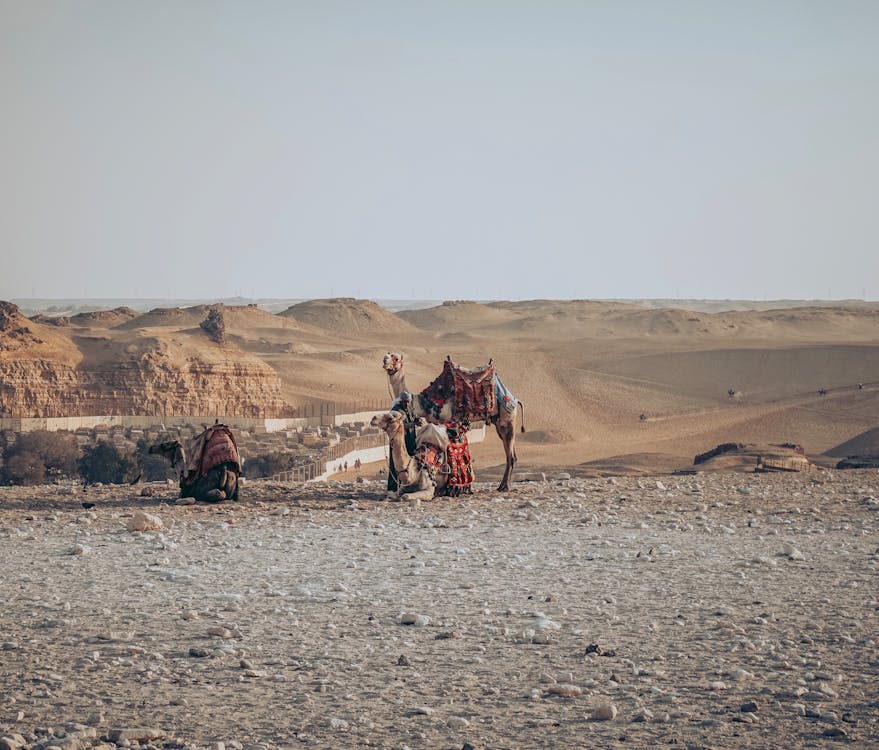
[187,424,241,479]
[418,357,497,423]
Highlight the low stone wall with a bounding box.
[0,410,387,435]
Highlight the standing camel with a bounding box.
[382,352,524,492]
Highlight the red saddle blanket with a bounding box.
[445,421,474,491]
[188,425,241,477]
[419,358,497,423]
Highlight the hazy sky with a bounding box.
[2,1,877,301]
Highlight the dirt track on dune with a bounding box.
[1,471,878,749]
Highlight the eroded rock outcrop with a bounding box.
[0,300,289,418]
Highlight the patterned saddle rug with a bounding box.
[188,424,241,478]
[418,357,497,423]
[443,420,473,496]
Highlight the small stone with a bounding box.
[591,704,618,721]
[107,728,164,742]
[631,708,654,723]
[207,627,234,638]
[176,497,195,506]
[729,668,754,680]
[400,613,430,627]
[823,728,847,738]
[740,700,759,713]
[447,717,470,729]
[139,487,153,497]
[126,510,163,532]
[68,543,91,556]
[545,684,582,698]
[397,654,411,667]
[188,647,209,658]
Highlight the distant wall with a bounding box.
[0,410,388,434]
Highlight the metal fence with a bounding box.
[265,432,387,483]
[0,398,391,422]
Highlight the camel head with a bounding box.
[149,440,186,470]
[382,351,403,375]
[370,410,406,436]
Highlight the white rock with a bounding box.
[126,510,163,532]
[591,703,618,720]
[400,613,430,627]
[730,669,754,680]
[447,716,470,729]
[207,627,234,638]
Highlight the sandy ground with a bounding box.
[2,471,878,750]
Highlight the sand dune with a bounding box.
[279,297,417,334]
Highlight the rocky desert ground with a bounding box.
[1,470,878,750]
[2,297,879,749]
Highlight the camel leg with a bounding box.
[222,468,239,501]
[495,418,517,492]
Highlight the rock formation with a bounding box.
[0,301,288,418]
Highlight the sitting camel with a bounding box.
[370,411,449,500]
[382,352,524,492]
[149,424,240,502]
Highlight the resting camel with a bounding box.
[370,411,448,500]
[149,425,240,502]
[382,352,524,492]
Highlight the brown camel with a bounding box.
[370,411,448,500]
[382,352,524,492]
[149,424,240,502]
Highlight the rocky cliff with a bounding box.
[0,302,289,418]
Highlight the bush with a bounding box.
[1,430,80,486]
[243,452,300,479]
[2,451,47,486]
[79,441,136,485]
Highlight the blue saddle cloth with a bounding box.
[494,374,518,415]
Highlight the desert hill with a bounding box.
[279,298,417,334]
[3,297,878,473]
[825,427,879,458]
[68,307,139,327]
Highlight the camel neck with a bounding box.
[387,369,408,399]
[385,421,410,468]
